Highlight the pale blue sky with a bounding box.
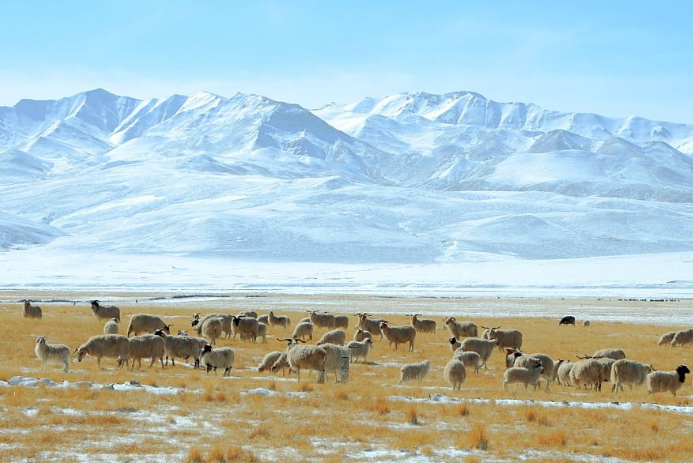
[1,1,691,122]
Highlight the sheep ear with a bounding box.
[72,348,78,354]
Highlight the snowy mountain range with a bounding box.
[1,88,693,264]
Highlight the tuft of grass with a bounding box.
[210,445,226,463]
[538,430,567,448]
[373,397,390,415]
[406,406,419,425]
[469,424,488,450]
[249,424,270,440]
[187,448,205,463]
[524,408,536,422]
[650,421,659,433]
[225,446,259,463]
[457,403,469,417]
[298,382,313,393]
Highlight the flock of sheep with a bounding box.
[23,299,692,397]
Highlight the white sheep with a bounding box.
[445,317,478,339]
[453,350,481,374]
[191,313,233,339]
[317,329,347,346]
[398,360,430,384]
[104,318,119,335]
[449,337,462,354]
[239,311,258,319]
[503,359,544,391]
[257,314,270,325]
[154,330,205,368]
[270,352,291,377]
[35,337,69,372]
[90,300,121,322]
[658,331,677,346]
[279,338,327,383]
[292,322,314,341]
[309,311,336,329]
[200,345,235,376]
[127,314,170,337]
[444,359,467,391]
[334,315,349,329]
[320,343,352,383]
[506,350,556,391]
[74,334,130,369]
[670,330,693,348]
[484,326,523,351]
[556,360,574,386]
[592,348,626,360]
[353,329,373,342]
[570,359,603,391]
[268,310,291,328]
[356,314,384,340]
[409,314,437,334]
[231,315,259,342]
[193,317,223,345]
[23,300,43,319]
[258,351,283,373]
[647,365,691,396]
[126,334,165,369]
[595,357,616,387]
[380,322,416,351]
[611,359,654,393]
[460,337,497,369]
[347,338,373,363]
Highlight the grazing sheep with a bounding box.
[270,352,291,376]
[611,359,654,393]
[353,329,373,342]
[583,320,591,327]
[503,359,544,391]
[230,315,259,342]
[398,360,430,384]
[104,318,119,335]
[309,311,336,330]
[347,338,373,363]
[356,314,384,340]
[127,314,170,337]
[321,343,352,382]
[670,330,693,348]
[445,318,478,340]
[444,359,467,391]
[570,359,603,391]
[258,351,283,373]
[506,350,556,391]
[74,334,130,369]
[317,329,347,346]
[192,317,223,345]
[90,300,121,322]
[334,315,349,330]
[409,314,437,334]
[268,310,291,328]
[658,331,677,346]
[452,350,481,374]
[449,337,462,354]
[484,327,523,351]
[559,316,576,326]
[279,338,327,383]
[192,314,233,339]
[257,315,270,325]
[592,348,626,360]
[35,337,69,372]
[200,345,235,376]
[23,300,42,319]
[460,337,498,369]
[257,322,267,343]
[595,358,616,386]
[556,360,574,386]
[380,322,416,351]
[126,334,165,369]
[239,311,258,319]
[647,365,691,396]
[154,330,205,368]
[292,322,314,341]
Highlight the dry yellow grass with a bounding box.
[0,293,691,462]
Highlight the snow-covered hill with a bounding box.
[1,88,693,270]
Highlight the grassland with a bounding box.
[0,293,692,462]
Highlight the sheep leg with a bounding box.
[97,357,103,369]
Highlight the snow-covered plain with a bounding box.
[1,89,693,295]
